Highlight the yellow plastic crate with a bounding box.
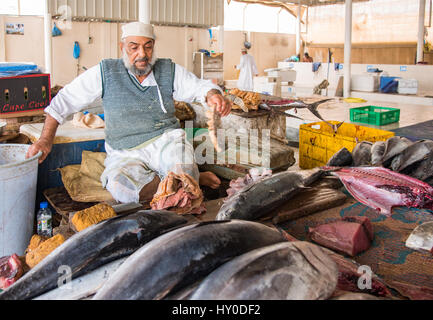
[299,121,395,169]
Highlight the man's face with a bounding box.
[120,36,155,76]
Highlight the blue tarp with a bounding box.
[0,63,42,78]
[380,76,401,93]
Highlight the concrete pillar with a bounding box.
[44,0,53,81]
[343,0,353,98]
[139,0,151,24]
[296,0,301,56]
[218,25,224,53]
[417,0,426,63]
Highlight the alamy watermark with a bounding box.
[171,120,272,169]
[57,265,72,290]
[357,265,373,290]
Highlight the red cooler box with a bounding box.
[0,73,51,118]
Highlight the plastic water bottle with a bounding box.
[37,202,52,237]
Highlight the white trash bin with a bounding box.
[0,144,41,257]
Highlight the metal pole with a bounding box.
[139,0,151,23]
[417,0,426,63]
[296,0,301,56]
[44,0,53,81]
[343,0,353,98]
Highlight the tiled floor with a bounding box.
[289,95,433,131]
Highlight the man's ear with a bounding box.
[119,41,124,52]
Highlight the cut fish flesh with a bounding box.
[324,166,433,216]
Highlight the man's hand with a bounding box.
[26,138,53,164]
[206,90,232,117]
[25,113,59,164]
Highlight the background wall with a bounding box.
[305,0,433,65]
[223,31,296,80]
[0,15,297,86]
[306,44,418,65]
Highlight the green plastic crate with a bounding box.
[350,106,400,126]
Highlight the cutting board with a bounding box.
[269,188,347,224]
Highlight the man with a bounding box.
[234,48,258,91]
[302,52,313,63]
[26,22,231,204]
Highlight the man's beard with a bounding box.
[122,48,158,76]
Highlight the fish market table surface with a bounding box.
[276,196,433,299]
[20,121,105,144]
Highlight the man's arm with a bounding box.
[172,64,231,117]
[44,64,102,125]
[235,55,245,70]
[26,64,103,163]
[26,114,59,163]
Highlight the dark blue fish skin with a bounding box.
[371,141,386,166]
[327,147,353,167]
[0,210,188,300]
[93,220,286,300]
[190,241,338,300]
[352,141,373,166]
[216,169,323,221]
[382,136,412,167]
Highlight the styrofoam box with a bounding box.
[397,79,418,95]
[281,85,296,94]
[265,69,297,82]
[224,80,238,89]
[285,109,316,141]
[253,76,281,86]
[351,74,380,92]
[254,82,281,96]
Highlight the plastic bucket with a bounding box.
[0,144,41,256]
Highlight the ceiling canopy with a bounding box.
[227,0,370,22]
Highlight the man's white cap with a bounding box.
[241,48,248,52]
[121,22,155,40]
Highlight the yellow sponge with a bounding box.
[71,203,117,232]
[25,234,65,269]
[25,234,48,254]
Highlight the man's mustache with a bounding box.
[134,57,149,64]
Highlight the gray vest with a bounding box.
[100,58,180,150]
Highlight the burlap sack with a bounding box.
[58,151,114,203]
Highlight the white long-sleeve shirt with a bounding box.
[45,62,221,124]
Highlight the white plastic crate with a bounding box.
[351,74,380,92]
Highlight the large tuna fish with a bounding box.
[391,140,433,172]
[93,220,286,300]
[216,169,323,221]
[190,241,338,300]
[371,141,386,166]
[326,147,353,167]
[0,210,188,300]
[381,136,412,167]
[352,141,373,166]
[402,151,433,181]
